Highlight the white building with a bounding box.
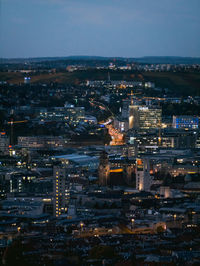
[136,158,152,191]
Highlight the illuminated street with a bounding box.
[106,124,125,145]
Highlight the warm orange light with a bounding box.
[110,168,123,173]
[137,159,142,166]
[8,120,27,124]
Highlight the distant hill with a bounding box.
[1,56,200,65]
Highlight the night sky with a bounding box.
[1,0,200,58]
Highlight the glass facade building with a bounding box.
[172,116,199,129]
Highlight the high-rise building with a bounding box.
[129,104,140,129]
[53,166,68,217]
[139,106,162,130]
[136,158,152,191]
[121,99,131,119]
[129,105,162,130]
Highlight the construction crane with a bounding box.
[7,119,28,146]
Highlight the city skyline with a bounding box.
[1,0,200,264]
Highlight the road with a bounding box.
[90,99,125,145]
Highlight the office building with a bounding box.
[172,115,199,129]
[39,106,85,125]
[18,136,67,149]
[129,105,162,130]
[139,106,162,130]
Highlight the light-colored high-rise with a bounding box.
[129,105,162,130]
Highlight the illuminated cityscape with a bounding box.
[0,0,200,265]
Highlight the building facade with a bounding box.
[18,136,67,149]
[172,115,199,129]
[98,151,110,186]
[53,166,68,217]
[136,158,152,191]
[129,105,162,130]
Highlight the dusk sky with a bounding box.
[1,0,200,58]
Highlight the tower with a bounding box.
[98,151,110,186]
[136,158,152,191]
[123,164,134,185]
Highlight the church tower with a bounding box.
[98,151,110,186]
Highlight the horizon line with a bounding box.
[1,55,200,60]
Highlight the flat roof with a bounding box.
[54,154,98,162]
